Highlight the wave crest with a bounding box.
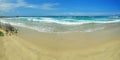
[26,17,120,25]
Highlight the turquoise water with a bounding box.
[0,16,120,32]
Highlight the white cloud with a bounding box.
[61,12,120,16]
[0,0,59,12]
[40,3,59,10]
[0,0,24,12]
[54,12,120,16]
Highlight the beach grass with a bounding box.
[0,31,4,36]
[0,22,18,36]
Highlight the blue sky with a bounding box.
[0,0,120,16]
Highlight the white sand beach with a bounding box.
[0,26,120,60]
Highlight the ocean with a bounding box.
[0,16,120,32]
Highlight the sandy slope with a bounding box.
[0,35,120,60]
[2,36,41,60]
[0,37,7,60]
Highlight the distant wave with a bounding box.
[27,17,120,25]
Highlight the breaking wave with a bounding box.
[26,17,120,25]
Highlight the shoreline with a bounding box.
[17,26,120,50]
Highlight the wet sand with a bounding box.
[0,25,120,60]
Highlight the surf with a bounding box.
[0,16,120,33]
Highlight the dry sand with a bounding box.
[0,27,120,60]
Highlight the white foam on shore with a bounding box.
[0,19,53,32]
[83,27,105,32]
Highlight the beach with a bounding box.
[0,0,120,59]
[0,16,120,60]
[0,24,120,60]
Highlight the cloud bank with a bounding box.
[0,0,59,12]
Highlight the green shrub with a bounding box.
[0,31,4,36]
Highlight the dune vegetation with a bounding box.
[0,31,4,36]
[0,22,18,36]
